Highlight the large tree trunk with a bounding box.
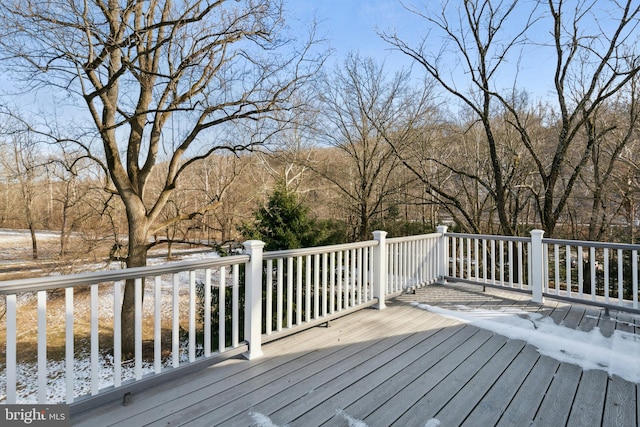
[359,201,369,241]
[59,204,70,257]
[28,225,38,260]
[121,211,149,357]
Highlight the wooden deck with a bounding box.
[72,282,640,426]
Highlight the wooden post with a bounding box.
[530,229,545,304]
[437,225,449,284]
[243,240,265,360]
[373,231,387,310]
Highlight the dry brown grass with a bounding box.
[0,282,202,367]
[0,233,213,370]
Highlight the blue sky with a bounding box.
[287,0,417,72]
[286,0,557,100]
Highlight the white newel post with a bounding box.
[243,240,265,360]
[436,225,449,284]
[530,230,545,304]
[373,231,387,310]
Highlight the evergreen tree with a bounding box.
[240,183,315,250]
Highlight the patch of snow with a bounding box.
[0,351,166,403]
[425,419,441,427]
[249,412,287,427]
[0,230,231,404]
[412,302,640,383]
[585,313,637,327]
[337,409,368,427]
[2,264,228,403]
[0,230,62,262]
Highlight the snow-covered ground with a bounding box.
[413,303,640,383]
[0,229,61,263]
[0,229,223,403]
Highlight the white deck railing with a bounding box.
[442,231,530,290]
[261,240,378,339]
[0,233,441,407]
[542,237,639,310]
[0,255,250,406]
[386,233,441,295]
[441,227,640,312]
[1,227,638,406]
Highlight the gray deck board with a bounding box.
[461,344,541,426]
[603,375,637,427]
[561,305,587,329]
[273,327,489,426]
[360,328,494,427]
[283,322,464,427]
[391,334,511,426]
[548,301,572,326]
[495,355,560,426]
[70,282,640,427]
[434,338,526,426]
[278,322,462,427]
[567,369,608,427]
[207,318,455,426]
[330,324,476,425]
[532,362,582,426]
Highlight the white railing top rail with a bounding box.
[0,254,249,294]
[446,230,640,251]
[263,240,378,260]
[542,237,640,251]
[445,231,530,243]
[386,232,442,244]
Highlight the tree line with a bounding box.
[0,0,639,354]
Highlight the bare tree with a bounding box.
[256,122,315,192]
[313,54,431,240]
[580,82,640,241]
[525,0,640,235]
[612,142,640,243]
[194,154,253,244]
[0,132,43,259]
[387,106,536,235]
[382,0,539,235]
[0,0,324,354]
[383,0,640,236]
[44,148,106,257]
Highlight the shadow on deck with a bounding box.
[72,282,640,427]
